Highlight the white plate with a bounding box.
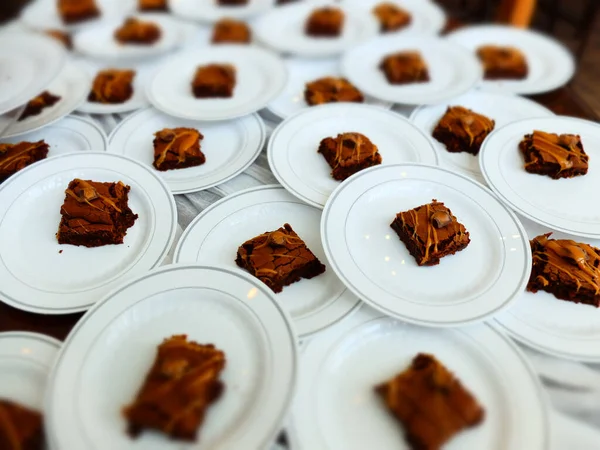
[174,185,361,336]
[0,33,66,115]
[0,152,177,314]
[266,58,393,120]
[254,1,379,58]
[446,25,575,95]
[268,103,438,208]
[171,0,276,22]
[289,305,549,450]
[321,163,531,326]
[46,264,297,450]
[341,35,482,105]
[109,107,266,194]
[410,91,554,183]
[480,116,600,238]
[147,46,287,121]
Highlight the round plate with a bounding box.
[147,46,287,121]
[268,103,438,208]
[321,163,531,326]
[447,25,575,95]
[46,264,297,450]
[0,33,66,115]
[254,1,379,58]
[480,116,600,238]
[108,107,266,194]
[0,152,177,314]
[289,306,549,450]
[342,35,482,105]
[410,91,554,182]
[266,58,393,120]
[174,185,361,336]
[171,0,275,22]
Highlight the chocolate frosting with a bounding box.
[525,130,587,171]
[330,132,379,168]
[0,140,49,172]
[477,45,526,71]
[436,106,495,145]
[89,69,135,104]
[153,128,203,168]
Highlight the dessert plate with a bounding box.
[0,152,177,314]
[0,33,66,115]
[268,103,438,208]
[410,91,554,183]
[289,305,549,450]
[172,0,276,22]
[254,1,379,58]
[266,58,393,120]
[46,264,297,450]
[321,163,531,326]
[447,25,575,95]
[174,185,361,336]
[108,107,266,194]
[480,116,600,238]
[147,46,287,121]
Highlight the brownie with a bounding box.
[519,130,588,179]
[218,0,248,5]
[432,106,495,156]
[235,223,326,293]
[277,0,299,4]
[373,2,412,33]
[138,0,168,11]
[304,77,364,106]
[379,51,430,84]
[123,335,226,441]
[476,45,528,80]
[114,17,161,45]
[391,200,470,266]
[376,354,485,450]
[88,69,135,104]
[192,64,236,99]
[212,18,251,44]
[56,179,138,247]
[305,7,344,37]
[153,128,205,171]
[45,29,73,50]
[58,0,100,24]
[18,91,61,121]
[0,140,49,184]
[527,233,600,307]
[0,399,45,450]
[318,132,382,181]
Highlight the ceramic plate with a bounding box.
[447,25,575,95]
[480,116,600,238]
[341,35,482,105]
[254,1,379,58]
[321,163,531,326]
[289,305,549,450]
[46,264,297,450]
[174,185,361,336]
[147,46,286,121]
[109,107,266,194]
[0,152,177,314]
[410,91,554,183]
[171,0,275,22]
[268,103,438,208]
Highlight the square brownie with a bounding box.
[153,128,205,171]
[56,179,138,247]
[528,233,600,307]
[123,335,226,441]
[379,51,430,84]
[520,130,588,179]
[138,0,168,11]
[0,140,49,184]
[58,0,100,24]
[88,69,135,104]
[432,106,495,156]
[18,91,61,121]
[391,200,470,266]
[0,399,45,450]
[114,17,161,45]
[318,132,382,181]
[476,45,528,80]
[212,18,251,44]
[305,7,344,37]
[373,2,412,33]
[376,353,485,450]
[192,64,236,99]
[235,223,326,293]
[304,77,364,106]
[45,29,73,50]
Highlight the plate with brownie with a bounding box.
[172,0,275,22]
[480,116,600,238]
[268,103,437,208]
[46,264,297,450]
[447,24,575,95]
[0,152,176,314]
[108,107,266,194]
[289,305,549,450]
[322,163,531,326]
[174,185,361,336]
